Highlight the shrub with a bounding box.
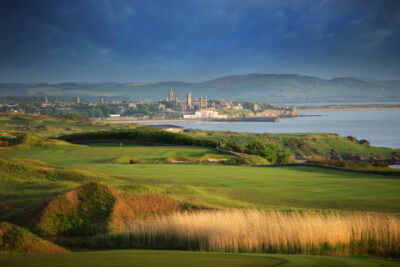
[347,136,358,142]
[245,139,284,163]
[359,139,370,146]
[217,138,244,152]
[0,141,8,147]
[277,149,292,164]
[129,158,139,164]
[221,156,269,165]
[284,138,312,153]
[373,161,390,168]
[307,158,394,171]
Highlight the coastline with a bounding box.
[98,118,279,124]
[95,106,400,124]
[298,107,400,112]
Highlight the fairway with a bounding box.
[0,250,399,267]
[5,143,232,164]
[2,144,400,212]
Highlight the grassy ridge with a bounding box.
[186,130,398,158]
[0,222,67,254]
[59,129,217,147]
[0,112,137,137]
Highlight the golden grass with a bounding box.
[93,210,400,257]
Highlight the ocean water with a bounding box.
[145,110,400,148]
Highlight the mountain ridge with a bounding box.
[0,73,399,103]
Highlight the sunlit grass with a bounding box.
[93,210,400,257]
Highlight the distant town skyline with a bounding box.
[0,0,399,83]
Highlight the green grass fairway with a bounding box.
[2,143,400,212]
[0,250,399,267]
[5,143,232,164]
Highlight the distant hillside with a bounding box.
[1,74,399,103]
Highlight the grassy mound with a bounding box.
[59,128,217,147]
[0,222,67,254]
[36,182,181,235]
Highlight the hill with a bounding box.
[36,182,181,235]
[0,222,67,254]
[1,74,399,103]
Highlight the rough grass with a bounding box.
[186,129,398,158]
[36,182,182,236]
[0,112,137,138]
[90,210,400,257]
[0,222,67,254]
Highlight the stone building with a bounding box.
[169,89,174,102]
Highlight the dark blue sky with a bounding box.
[0,0,399,83]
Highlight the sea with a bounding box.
[145,109,400,149]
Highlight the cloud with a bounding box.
[0,0,399,82]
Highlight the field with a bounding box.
[1,250,400,267]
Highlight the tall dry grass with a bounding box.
[90,210,400,257]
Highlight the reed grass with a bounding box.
[90,210,400,257]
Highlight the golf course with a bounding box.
[1,113,400,265]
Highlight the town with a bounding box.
[0,89,297,122]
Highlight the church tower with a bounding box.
[187,93,192,109]
[169,89,174,102]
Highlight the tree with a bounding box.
[277,149,292,164]
[245,139,267,157]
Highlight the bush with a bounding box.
[373,161,389,168]
[217,138,244,152]
[129,158,139,164]
[347,136,358,142]
[307,159,394,171]
[221,156,269,165]
[277,149,292,164]
[359,139,370,146]
[245,139,285,163]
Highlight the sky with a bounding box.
[0,0,399,83]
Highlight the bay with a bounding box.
[145,110,400,148]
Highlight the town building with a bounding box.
[187,93,192,109]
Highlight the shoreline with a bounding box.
[298,107,400,112]
[95,106,400,124]
[99,118,278,124]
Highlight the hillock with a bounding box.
[36,182,181,236]
[0,221,67,254]
[59,128,217,148]
[186,129,399,160]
